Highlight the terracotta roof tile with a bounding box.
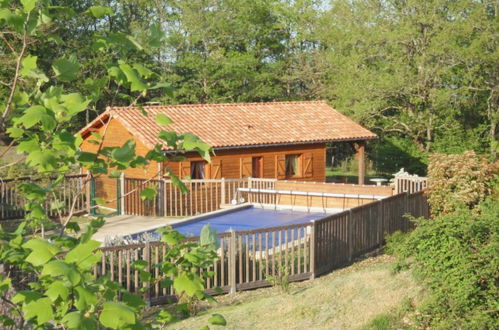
[80,101,377,149]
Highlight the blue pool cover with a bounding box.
[173,207,326,237]
[131,206,327,240]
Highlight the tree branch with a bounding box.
[1,12,30,127]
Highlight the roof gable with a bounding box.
[79,101,377,149]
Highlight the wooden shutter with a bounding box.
[240,157,252,178]
[303,153,313,178]
[179,161,191,179]
[275,155,286,179]
[211,159,222,179]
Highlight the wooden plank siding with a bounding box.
[79,117,329,209]
[163,143,326,182]
[80,118,160,209]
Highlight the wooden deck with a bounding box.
[92,215,185,242]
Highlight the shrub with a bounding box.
[390,198,499,328]
[427,151,498,216]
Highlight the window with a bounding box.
[252,157,263,178]
[190,161,206,179]
[285,154,302,177]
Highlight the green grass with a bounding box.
[326,168,388,184]
[149,255,423,330]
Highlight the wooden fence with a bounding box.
[122,178,255,217]
[0,174,90,221]
[120,176,395,218]
[96,190,429,305]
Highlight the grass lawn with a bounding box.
[326,168,389,184]
[148,254,423,329]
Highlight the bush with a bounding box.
[427,151,498,216]
[389,198,499,329]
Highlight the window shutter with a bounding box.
[179,161,190,179]
[303,153,313,178]
[211,159,222,179]
[240,157,252,178]
[275,155,286,179]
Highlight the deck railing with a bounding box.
[0,174,90,221]
[120,176,395,217]
[94,190,429,305]
[393,169,429,194]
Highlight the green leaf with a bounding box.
[155,309,174,323]
[87,5,113,18]
[0,9,24,32]
[118,64,147,92]
[45,281,69,302]
[19,105,45,128]
[74,286,98,310]
[17,139,39,154]
[20,0,36,12]
[65,240,101,270]
[122,292,146,310]
[156,114,173,126]
[52,57,80,82]
[20,55,37,77]
[140,187,157,201]
[112,140,136,163]
[200,224,219,249]
[29,204,47,219]
[23,238,60,266]
[12,290,43,304]
[149,82,174,96]
[7,126,24,138]
[77,151,97,164]
[99,302,136,329]
[157,227,185,245]
[60,93,91,116]
[26,150,57,171]
[62,311,97,330]
[41,260,81,285]
[93,197,105,205]
[173,273,204,297]
[24,297,53,325]
[132,63,153,78]
[208,314,227,326]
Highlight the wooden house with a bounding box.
[79,101,377,207]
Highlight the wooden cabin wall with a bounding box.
[164,143,326,182]
[80,118,159,209]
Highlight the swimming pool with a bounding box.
[130,205,329,240]
[174,206,325,236]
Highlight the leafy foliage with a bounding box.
[0,1,222,328]
[427,151,498,215]
[386,151,499,328]
[387,200,498,328]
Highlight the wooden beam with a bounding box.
[355,141,366,185]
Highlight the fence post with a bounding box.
[403,192,409,232]
[221,178,226,205]
[310,221,316,280]
[247,177,252,203]
[378,199,384,246]
[229,230,237,294]
[90,176,96,216]
[144,242,151,303]
[119,172,125,215]
[348,209,353,262]
[85,171,91,215]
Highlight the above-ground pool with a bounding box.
[174,206,325,236]
[130,205,330,240]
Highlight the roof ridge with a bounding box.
[108,100,328,110]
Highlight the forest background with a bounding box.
[1,0,497,175]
